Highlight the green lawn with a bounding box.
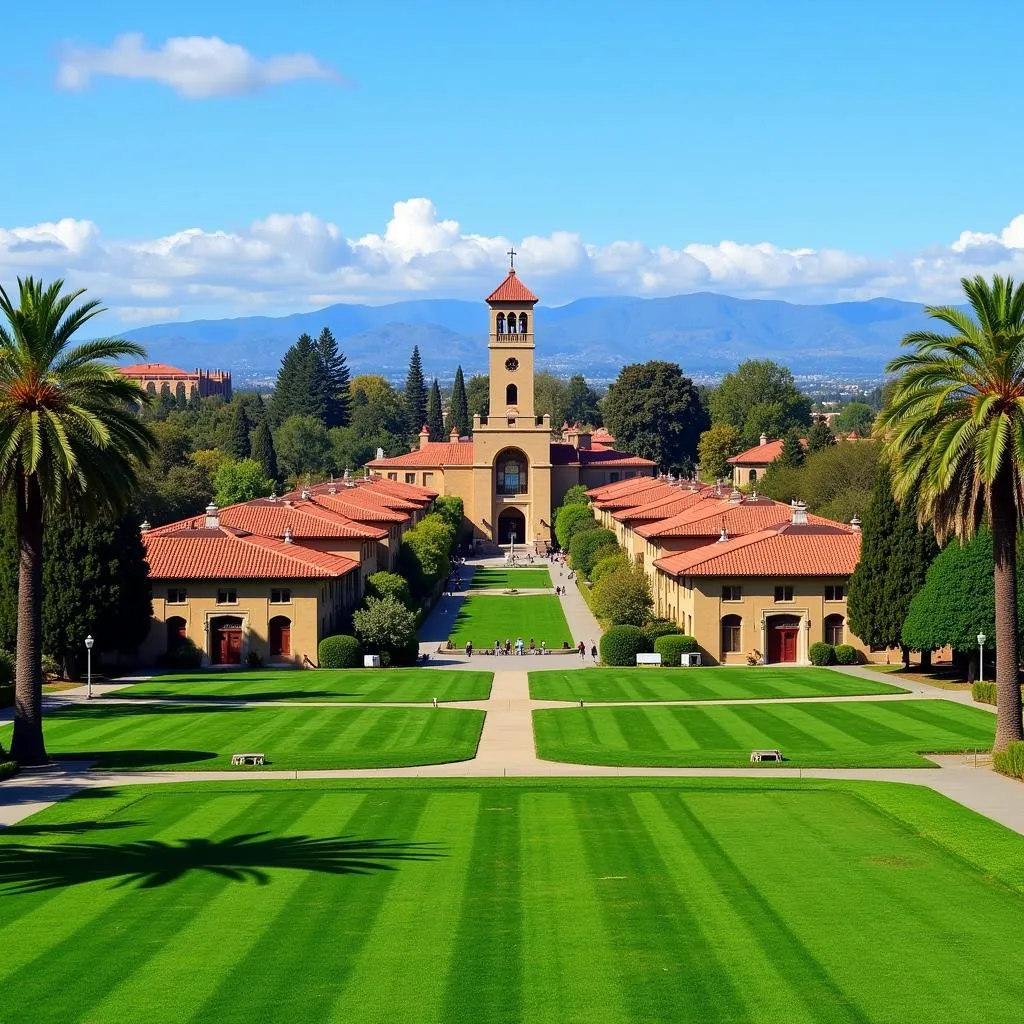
[467,567,553,590]
[534,699,995,767]
[2,777,1024,1023]
[112,669,493,703]
[529,666,907,702]
[447,594,574,648]
[0,704,484,771]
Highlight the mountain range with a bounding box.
[117,292,935,380]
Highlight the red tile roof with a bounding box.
[594,481,681,511]
[586,476,666,501]
[612,486,714,522]
[636,497,833,539]
[728,437,808,466]
[549,443,656,468]
[360,476,438,501]
[119,362,193,377]
[145,525,360,580]
[306,493,408,524]
[591,428,616,444]
[653,521,860,577]
[367,442,475,468]
[485,270,539,304]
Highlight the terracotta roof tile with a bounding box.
[594,481,681,511]
[636,497,834,539]
[119,362,192,377]
[586,476,666,501]
[360,476,438,501]
[485,270,539,304]
[367,442,475,468]
[613,487,714,522]
[549,443,656,468]
[728,437,808,466]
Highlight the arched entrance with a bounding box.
[497,507,526,545]
[766,614,801,664]
[166,616,187,654]
[211,616,244,665]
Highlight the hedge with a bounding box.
[0,761,17,782]
[808,642,835,666]
[642,620,681,645]
[599,625,650,666]
[994,741,1024,781]
[569,528,617,579]
[972,681,997,705]
[834,643,857,665]
[653,634,698,667]
[318,634,363,669]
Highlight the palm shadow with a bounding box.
[0,832,444,893]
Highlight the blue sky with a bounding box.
[1,0,1022,325]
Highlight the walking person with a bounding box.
[591,643,598,663]
[466,640,473,658]
[578,640,586,660]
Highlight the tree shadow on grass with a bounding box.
[54,749,220,769]
[0,820,142,837]
[0,832,444,893]
[118,691,368,703]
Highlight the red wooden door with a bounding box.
[779,628,797,663]
[218,628,242,665]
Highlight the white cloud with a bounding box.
[56,33,342,99]
[3,199,1024,328]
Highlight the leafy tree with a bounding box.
[433,495,464,534]
[806,420,837,454]
[426,378,444,439]
[213,459,274,506]
[534,371,569,431]
[603,361,709,471]
[275,416,332,482]
[364,571,415,611]
[559,484,589,508]
[0,278,156,763]
[350,375,394,407]
[565,374,602,427]
[836,401,875,437]
[879,274,1024,749]
[554,504,594,550]
[135,463,213,527]
[228,400,251,459]
[397,512,456,598]
[591,550,631,585]
[593,563,653,626]
[148,420,193,472]
[269,334,327,426]
[316,327,351,428]
[847,461,937,666]
[446,366,470,437]
[709,360,813,444]
[352,596,419,667]
[778,428,806,469]
[329,381,407,469]
[569,527,617,579]
[697,424,744,479]
[466,374,490,419]
[404,346,428,438]
[251,421,279,485]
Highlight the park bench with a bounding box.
[231,752,265,766]
[749,749,783,763]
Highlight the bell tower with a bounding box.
[485,249,538,417]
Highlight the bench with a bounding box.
[749,749,784,763]
[231,752,265,766]
[636,653,662,666]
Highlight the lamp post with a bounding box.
[510,526,516,559]
[977,633,986,684]
[85,635,94,700]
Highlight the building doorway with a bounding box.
[166,616,188,654]
[497,507,526,545]
[766,614,801,664]
[269,616,291,657]
[211,616,244,665]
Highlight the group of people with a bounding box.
[505,552,536,566]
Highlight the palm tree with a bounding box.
[0,278,156,765]
[879,274,1024,751]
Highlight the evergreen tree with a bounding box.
[848,461,937,666]
[228,401,251,459]
[806,420,836,453]
[316,326,351,428]
[426,378,444,439]
[778,428,806,468]
[404,346,428,437]
[446,366,470,437]
[565,374,602,426]
[187,387,202,412]
[269,334,328,426]
[251,421,279,484]
[466,374,490,419]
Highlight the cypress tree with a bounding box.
[269,333,328,426]
[446,366,470,437]
[778,427,806,468]
[404,346,428,437]
[251,421,279,484]
[228,401,251,459]
[316,326,351,428]
[426,378,444,439]
[806,420,836,453]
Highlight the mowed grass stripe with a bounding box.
[331,791,480,1024]
[569,789,749,1022]
[528,667,906,702]
[533,700,995,767]
[468,567,553,590]
[447,594,573,649]
[519,791,629,1023]
[440,790,524,1023]
[189,790,434,1024]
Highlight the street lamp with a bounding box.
[84,635,94,700]
[510,526,516,559]
[977,633,986,683]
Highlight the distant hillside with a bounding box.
[117,292,934,379]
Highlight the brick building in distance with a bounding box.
[119,362,232,401]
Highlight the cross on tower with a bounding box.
[507,247,516,270]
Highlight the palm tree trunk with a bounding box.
[10,473,47,765]
[990,466,1024,751]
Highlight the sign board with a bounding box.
[363,654,381,668]
[636,653,662,666]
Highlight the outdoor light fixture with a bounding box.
[977,633,986,683]
[84,634,94,700]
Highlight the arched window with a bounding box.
[495,448,528,495]
[269,615,292,657]
[496,313,505,334]
[824,614,845,646]
[166,616,187,652]
[721,614,742,654]
[519,312,528,334]
[748,469,758,483]
[507,313,517,334]
[146,382,157,395]
[175,381,186,405]
[506,383,518,406]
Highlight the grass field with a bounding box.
[2,777,1023,1023]
[447,594,574,648]
[0,704,484,771]
[529,666,907,702]
[534,699,995,767]
[467,567,553,590]
[112,669,493,703]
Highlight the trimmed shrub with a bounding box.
[318,634,364,669]
[642,620,680,645]
[972,681,997,705]
[833,643,857,665]
[592,563,653,626]
[569,528,617,579]
[600,625,650,666]
[654,634,699,666]
[808,642,835,666]
[591,551,630,586]
[365,571,415,611]
[554,504,593,550]
[993,741,1024,780]
[353,596,419,667]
